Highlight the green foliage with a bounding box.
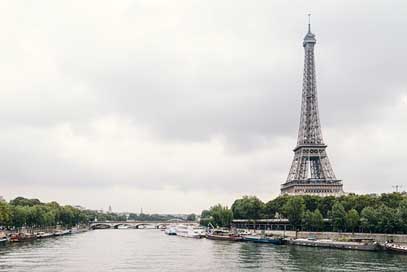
[203,204,233,228]
[0,202,11,226]
[231,196,264,219]
[330,201,346,231]
[200,210,211,219]
[186,214,196,221]
[345,209,360,233]
[202,193,407,234]
[211,204,233,227]
[303,196,321,213]
[379,193,404,209]
[199,210,212,226]
[10,205,28,228]
[283,196,305,230]
[9,197,42,207]
[360,206,378,233]
[2,197,129,229]
[303,209,324,231]
[264,195,290,218]
[398,199,407,232]
[317,196,336,218]
[376,205,399,233]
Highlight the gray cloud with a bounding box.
[0,0,406,212]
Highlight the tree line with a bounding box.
[200,193,407,234]
[0,197,194,230]
[0,197,126,230]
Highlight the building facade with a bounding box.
[281,21,344,197]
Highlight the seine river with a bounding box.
[0,229,406,272]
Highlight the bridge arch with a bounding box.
[113,223,133,229]
[134,223,156,229]
[90,223,112,230]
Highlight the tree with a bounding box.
[199,210,212,226]
[303,209,324,231]
[187,214,196,221]
[352,194,378,213]
[200,210,211,219]
[231,196,264,219]
[345,208,360,234]
[283,196,305,237]
[379,193,404,209]
[59,206,75,227]
[317,196,336,218]
[312,209,324,231]
[10,205,28,229]
[377,205,398,233]
[360,206,378,233]
[209,204,233,228]
[0,202,11,226]
[303,210,313,231]
[330,201,346,232]
[10,197,41,207]
[398,199,407,233]
[303,195,321,212]
[264,195,290,218]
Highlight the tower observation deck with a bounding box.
[281,18,344,196]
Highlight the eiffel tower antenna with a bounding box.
[281,18,344,196]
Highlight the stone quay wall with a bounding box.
[248,230,407,244]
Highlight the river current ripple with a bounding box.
[0,229,406,272]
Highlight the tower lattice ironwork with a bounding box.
[281,18,344,196]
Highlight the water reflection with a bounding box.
[238,242,263,269]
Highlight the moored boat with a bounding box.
[242,235,284,245]
[36,232,54,239]
[54,229,71,236]
[206,229,242,241]
[384,242,407,254]
[164,225,177,235]
[9,232,36,242]
[175,225,205,238]
[288,238,380,251]
[70,227,88,234]
[0,232,7,244]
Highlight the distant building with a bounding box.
[0,196,5,202]
[74,205,86,211]
[108,205,112,213]
[281,18,344,197]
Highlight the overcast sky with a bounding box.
[0,0,406,213]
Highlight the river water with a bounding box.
[0,229,406,272]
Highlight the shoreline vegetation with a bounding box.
[200,193,407,235]
[0,197,187,235]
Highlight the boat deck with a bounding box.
[288,238,379,251]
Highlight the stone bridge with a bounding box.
[90,220,195,230]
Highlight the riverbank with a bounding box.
[0,226,90,244]
[252,230,407,245]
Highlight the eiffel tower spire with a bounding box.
[281,18,344,196]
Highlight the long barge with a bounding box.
[287,238,380,251]
[242,235,284,245]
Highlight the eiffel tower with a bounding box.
[281,17,344,196]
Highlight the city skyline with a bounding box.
[1,1,406,213]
